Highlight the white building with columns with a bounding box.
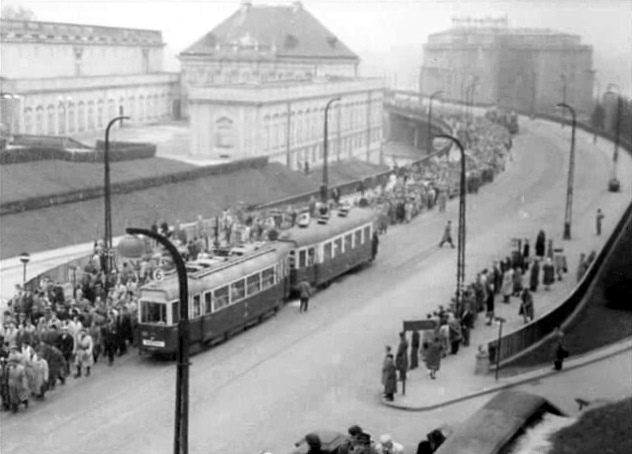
[183,1,384,167]
[0,18,179,137]
[189,76,384,168]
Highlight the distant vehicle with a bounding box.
[135,207,379,356]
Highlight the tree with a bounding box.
[1,4,37,21]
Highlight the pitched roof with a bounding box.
[181,3,359,61]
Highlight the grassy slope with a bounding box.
[0,161,388,259]
[0,158,197,203]
[549,397,632,454]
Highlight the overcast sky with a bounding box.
[5,0,632,93]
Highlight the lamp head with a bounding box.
[117,234,146,259]
[19,252,30,265]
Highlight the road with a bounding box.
[1,118,631,454]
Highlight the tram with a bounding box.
[136,205,379,356]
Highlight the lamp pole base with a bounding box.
[563,222,571,240]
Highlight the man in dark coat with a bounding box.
[383,354,397,401]
[535,230,546,258]
[38,341,67,388]
[101,318,118,366]
[410,330,420,370]
[460,304,474,347]
[530,259,540,292]
[395,332,409,382]
[371,231,380,261]
[56,327,74,375]
[297,281,311,313]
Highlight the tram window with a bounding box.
[261,267,275,289]
[324,242,332,261]
[355,230,362,247]
[172,302,179,324]
[192,295,201,318]
[140,301,166,324]
[345,234,353,251]
[231,279,246,302]
[289,251,296,269]
[214,286,230,311]
[247,273,261,295]
[334,238,343,256]
[299,250,307,268]
[204,292,212,314]
[363,226,371,243]
[307,248,315,265]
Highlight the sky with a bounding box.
[3,0,632,94]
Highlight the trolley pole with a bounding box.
[556,103,576,240]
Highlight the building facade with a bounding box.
[189,77,383,169]
[179,0,360,119]
[420,17,594,115]
[0,18,180,137]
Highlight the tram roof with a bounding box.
[278,207,378,247]
[139,242,293,301]
[435,390,565,454]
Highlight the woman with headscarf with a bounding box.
[535,230,546,257]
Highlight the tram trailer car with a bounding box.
[136,207,379,356]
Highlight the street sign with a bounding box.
[403,320,437,331]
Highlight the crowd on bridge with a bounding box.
[0,110,516,415]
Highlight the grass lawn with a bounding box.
[549,397,632,454]
[0,160,388,259]
[0,158,197,203]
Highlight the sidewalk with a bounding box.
[382,119,632,411]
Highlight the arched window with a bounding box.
[24,107,33,134]
[47,105,55,135]
[214,117,234,149]
[57,103,66,135]
[296,110,303,144]
[77,101,86,132]
[35,106,45,134]
[96,100,104,128]
[87,101,95,130]
[67,103,75,133]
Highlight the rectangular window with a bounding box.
[140,301,166,324]
[214,286,230,311]
[247,273,261,295]
[345,234,353,251]
[261,267,275,289]
[355,230,362,247]
[172,302,179,324]
[204,292,212,314]
[307,248,315,265]
[364,226,371,244]
[324,242,332,261]
[289,250,296,269]
[299,250,307,268]
[230,280,246,302]
[334,238,343,257]
[192,295,201,318]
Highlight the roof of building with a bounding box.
[181,1,358,61]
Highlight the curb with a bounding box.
[381,339,632,412]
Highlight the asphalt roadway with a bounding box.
[1,119,631,454]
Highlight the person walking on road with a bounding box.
[535,230,546,258]
[553,327,568,371]
[298,280,311,313]
[596,209,605,236]
[439,220,455,248]
[381,346,392,391]
[519,289,535,323]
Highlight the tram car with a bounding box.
[136,205,380,356]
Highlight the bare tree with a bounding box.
[1,4,37,21]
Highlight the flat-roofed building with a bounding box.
[420,16,594,115]
[0,18,180,137]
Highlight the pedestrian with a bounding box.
[438,220,455,248]
[395,332,409,383]
[376,434,405,454]
[30,351,49,399]
[460,304,474,346]
[305,433,323,454]
[338,426,365,454]
[297,280,311,313]
[529,258,540,292]
[56,326,74,376]
[410,330,420,370]
[485,284,495,325]
[381,346,392,390]
[519,289,534,323]
[38,341,66,389]
[535,230,546,258]
[542,258,555,291]
[6,351,29,413]
[102,317,117,366]
[596,209,605,235]
[73,329,93,378]
[553,327,568,371]
[421,315,434,360]
[383,354,397,401]
[371,231,380,261]
[502,267,514,303]
[448,313,462,355]
[512,266,523,296]
[425,337,442,379]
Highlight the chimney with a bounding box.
[241,0,252,13]
[292,1,302,14]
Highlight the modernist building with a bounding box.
[182,1,383,167]
[0,18,180,137]
[420,17,594,115]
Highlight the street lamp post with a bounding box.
[103,115,130,279]
[118,229,190,454]
[556,102,576,240]
[321,97,340,203]
[435,134,467,311]
[494,316,506,381]
[466,79,479,122]
[606,88,622,191]
[18,252,30,288]
[560,74,568,127]
[427,90,444,154]
[460,76,469,117]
